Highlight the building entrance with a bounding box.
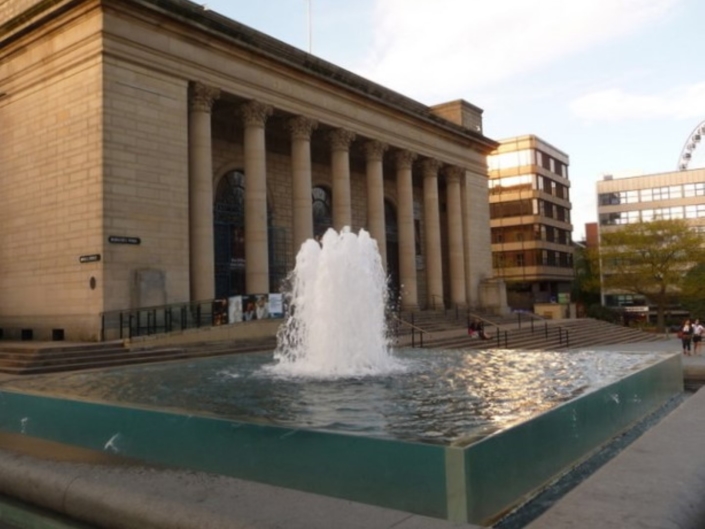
[214,171,245,299]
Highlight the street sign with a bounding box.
[79,254,101,263]
[108,236,141,245]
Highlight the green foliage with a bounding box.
[586,303,621,324]
[680,263,705,318]
[572,245,601,304]
[593,219,705,331]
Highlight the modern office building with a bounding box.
[487,135,574,311]
[596,168,705,309]
[0,0,504,340]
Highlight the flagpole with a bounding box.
[307,0,312,53]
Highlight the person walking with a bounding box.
[693,319,704,355]
[681,318,694,355]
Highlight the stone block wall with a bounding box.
[102,57,190,312]
[0,10,104,340]
[1,0,43,26]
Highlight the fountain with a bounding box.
[0,228,683,525]
[269,227,404,378]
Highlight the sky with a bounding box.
[202,0,705,240]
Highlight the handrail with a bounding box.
[515,311,571,348]
[389,314,432,348]
[430,294,445,311]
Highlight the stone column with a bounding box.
[445,166,467,307]
[328,128,356,230]
[188,82,220,301]
[363,140,388,268]
[395,150,418,310]
[241,100,273,295]
[289,116,318,253]
[421,158,443,309]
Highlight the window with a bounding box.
[599,193,620,206]
[624,190,639,204]
[624,210,640,224]
[546,226,555,242]
[539,151,551,171]
[543,178,553,195]
[668,185,682,199]
[488,150,534,170]
[652,187,669,200]
[685,204,705,218]
[312,186,333,236]
[599,212,622,226]
[684,183,705,197]
[489,174,533,194]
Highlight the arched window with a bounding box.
[312,185,332,237]
[384,199,400,302]
[214,170,245,298]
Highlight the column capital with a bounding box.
[288,116,318,140]
[241,100,273,127]
[394,150,417,170]
[189,82,220,113]
[328,128,356,151]
[363,140,389,162]
[443,165,465,184]
[420,158,443,178]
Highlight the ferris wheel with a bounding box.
[677,119,705,170]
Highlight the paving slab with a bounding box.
[525,385,705,529]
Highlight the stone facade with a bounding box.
[0,0,43,25]
[0,0,499,340]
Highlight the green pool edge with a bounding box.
[0,353,683,525]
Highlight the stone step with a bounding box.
[0,337,278,375]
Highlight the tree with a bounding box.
[571,243,602,315]
[594,218,705,331]
[680,263,705,319]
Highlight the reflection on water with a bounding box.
[1,348,664,445]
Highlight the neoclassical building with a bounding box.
[0,0,503,340]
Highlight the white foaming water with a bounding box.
[269,227,406,378]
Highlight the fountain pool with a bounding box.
[0,347,674,445]
[0,229,684,524]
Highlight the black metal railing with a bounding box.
[389,313,431,348]
[100,298,229,341]
[515,311,571,348]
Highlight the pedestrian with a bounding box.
[693,319,704,355]
[476,320,491,340]
[680,318,693,355]
[467,319,479,338]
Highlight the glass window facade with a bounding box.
[487,149,534,170]
[599,181,705,207]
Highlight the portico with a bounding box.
[190,85,491,311]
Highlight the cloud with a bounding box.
[570,83,705,122]
[358,0,679,102]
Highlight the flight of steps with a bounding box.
[393,311,669,351]
[0,314,670,375]
[0,336,277,375]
